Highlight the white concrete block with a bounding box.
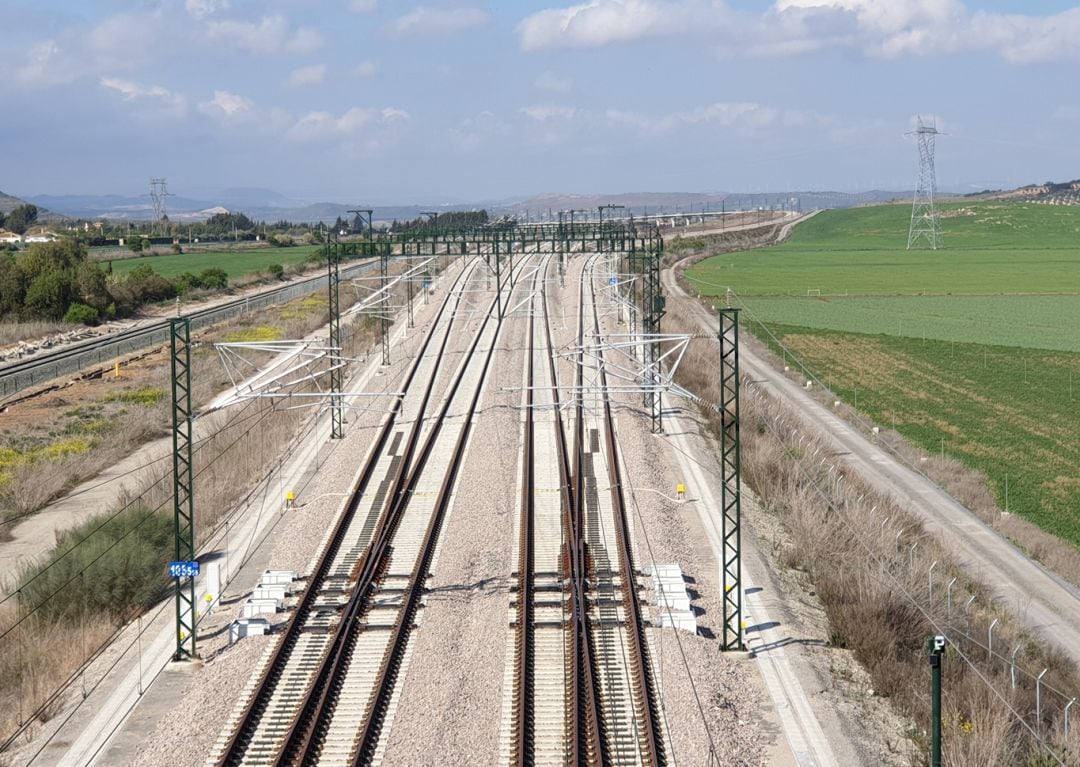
[242,599,280,618]
[230,618,270,643]
[261,570,298,586]
[252,584,288,601]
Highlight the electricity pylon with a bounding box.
[907,117,942,250]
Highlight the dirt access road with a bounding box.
[664,258,1080,668]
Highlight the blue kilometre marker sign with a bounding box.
[169,560,200,578]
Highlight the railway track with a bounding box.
[501,253,665,766]
[0,258,380,403]
[211,246,538,766]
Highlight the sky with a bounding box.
[2,0,1080,204]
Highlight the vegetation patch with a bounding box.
[753,322,1080,546]
[687,201,1080,297]
[223,324,284,343]
[15,505,172,624]
[109,245,321,279]
[103,387,166,406]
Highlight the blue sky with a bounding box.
[2,0,1080,204]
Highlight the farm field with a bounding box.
[761,323,1080,546]
[106,244,322,279]
[687,200,1080,550]
[687,201,1080,297]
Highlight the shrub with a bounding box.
[266,263,284,280]
[23,270,77,321]
[63,302,100,325]
[16,505,173,625]
[171,243,183,254]
[173,271,202,295]
[198,267,228,290]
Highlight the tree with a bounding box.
[24,270,77,320]
[6,204,38,235]
[198,268,228,290]
[0,252,25,317]
[128,238,146,253]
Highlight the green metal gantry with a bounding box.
[170,317,197,660]
[719,307,743,651]
[327,244,344,439]
[626,230,665,433]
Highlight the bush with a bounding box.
[63,302,100,325]
[23,270,77,321]
[173,271,202,295]
[198,267,228,290]
[16,505,173,625]
[266,263,284,280]
[171,243,183,254]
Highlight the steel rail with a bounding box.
[284,250,512,765]
[511,258,539,766]
[338,251,525,765]
[585,261,664,766]
[214,259,473,766]
[276,264,496,765]
[567,255,608,765]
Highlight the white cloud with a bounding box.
[14,41,76,87]
[535,71,572,93]
[101,77,170,102]
[606,100,811,134]
[205,15,324,55]
[284,64,326,88]
[288,105,409,141]
[350,0,378,13]
[521,105,578,121]
[185,0,229,19]
[450,110,508,153]
[350,60,378,78]
[518,0,1080,64]
[519,0,728,51]
[386,7,492,38]
[100,76,187,117]
[199,89,254,118]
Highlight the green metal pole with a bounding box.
[328,243,343,439]
[170,317,197,660]
[719,306,743,651]
[928,636,943,767]
[494,238,502,319]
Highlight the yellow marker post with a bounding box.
[114,361,120,378]
[676,483,686,501]
[285,490,296,510]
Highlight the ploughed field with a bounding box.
[687,201,1080,547]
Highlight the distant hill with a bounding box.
[0,189,35,215]
[501,189,909,217]
[0,189,56,220]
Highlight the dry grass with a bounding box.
[665,293,1080,765]
[0,321,67,348]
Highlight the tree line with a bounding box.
[0,240,228,325]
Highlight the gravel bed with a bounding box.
[134,635,272,766]
[378,256,532,765]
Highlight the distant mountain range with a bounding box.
[12,186,913,226]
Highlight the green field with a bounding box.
[687,200,1080,549]
[688,202,1080,297]
[107,245,321,279]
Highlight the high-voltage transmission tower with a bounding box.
[150,178,172,236]
[906,117,942,250]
